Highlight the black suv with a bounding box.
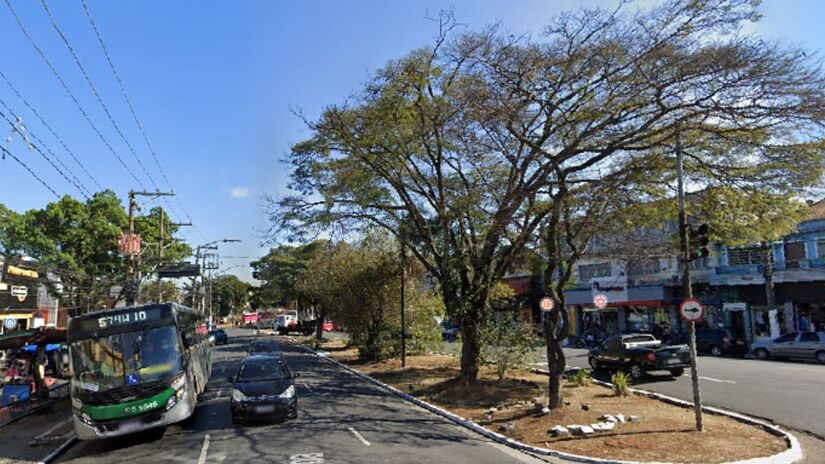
[674,328,746,357]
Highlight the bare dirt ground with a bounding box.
[309,338,790,464]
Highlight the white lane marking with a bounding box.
[37,434,76,464]
[216,388,223,399]
[34,417,72,440]
[699,376,736,384]
[301,381,313,392]
[347,426,371,446]
[197,434,210,464]
[290,453,324,464]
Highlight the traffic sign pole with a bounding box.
[676,129,704,432]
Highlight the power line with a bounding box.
[80,0,203,238]
[80,0,171,189]
[0,145,60,199]
[0,69,103,191]
[39,0,160,191]
[2,0,145,189]
[0,101,92,199]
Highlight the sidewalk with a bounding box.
[0,399,73,463]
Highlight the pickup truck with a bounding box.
[588,333,691,379]
[276,318,318,336]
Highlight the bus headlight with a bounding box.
[171,373,186,391]
[232,389,247,402]
[279,385,295,399]
[165,395,177,411]
[78,412,93,426]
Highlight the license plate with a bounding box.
[255,405,275,414]
[119,418,143,434]
[665,358,679,365]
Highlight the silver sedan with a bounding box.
[751,331,825,363]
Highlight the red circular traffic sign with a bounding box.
[539,297,554,312]
[593,294,608,309]
[679,298,706,322]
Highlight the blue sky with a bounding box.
[1,0,823,281]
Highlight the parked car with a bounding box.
[208,329,228,345]
[441,321,459,342]
[672,328,746,357]
[248,339,281,356]
[322,322,334,332]
[750,331,825,363]
[229,355,298,423]
[588,333,691,379]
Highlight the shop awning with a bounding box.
[0,328,66,350]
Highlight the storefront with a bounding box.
[566,284,673,337]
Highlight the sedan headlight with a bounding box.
[232,389,247,402]
[279,385,295,399]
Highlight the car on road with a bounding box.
[229,355,299,423]
[588,333,691,379]
[208,329,228,345]
[249,339,281,356]
[672,328,747,357]
[750,331,825,363]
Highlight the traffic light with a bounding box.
[688,224,710,261]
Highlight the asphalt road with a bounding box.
[547,347,825,437]
[55,329,557,464]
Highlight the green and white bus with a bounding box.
[67,303,211,439]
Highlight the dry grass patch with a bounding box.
[323,350,788,463]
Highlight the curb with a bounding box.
[300,343,801,464]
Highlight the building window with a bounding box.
[727,247,763,266]
[578,263,611,281]
[626,258,662,277]
[817,239,825,259]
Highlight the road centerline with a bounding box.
[699,376,736,384]
[197,434,211,464]
[347,426,371,446]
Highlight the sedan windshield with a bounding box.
[238,359,289,381]
[70,325,182,392]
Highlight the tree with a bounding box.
[0,191,192,314]
[250,241,328,309]
[210,275,251,319]
[270,1,825,383]
[139,280,181,304]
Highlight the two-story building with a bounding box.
[563,200,825,346]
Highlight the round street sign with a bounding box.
[679,298,706,322]
[593,294,608,309]
[539,297,555,312]
[4,317,16,329]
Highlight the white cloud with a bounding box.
[229,187,251,198]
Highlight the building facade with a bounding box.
[563,207,825,346]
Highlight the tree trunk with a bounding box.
[315,308,326,342]
[545,319,567,408]
[459,317,480,382]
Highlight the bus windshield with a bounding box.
[70,325,182,392]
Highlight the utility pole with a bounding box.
[189,239,240,311]
[125,190,175,306]
[676,130,704,432]
[400,239,406,368]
